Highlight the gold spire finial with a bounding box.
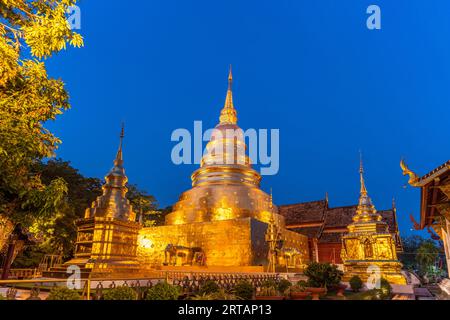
[359,151,367,196]
[115,123,125,166]
[228,64,233,91]
[219,65,237,124]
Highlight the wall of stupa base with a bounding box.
[342,261,407,285]
[137,217,309,270]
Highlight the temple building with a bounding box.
[339,159,406,284]
[401,159,450,276]
[279,198,402,265]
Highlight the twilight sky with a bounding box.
[45,0,450,237]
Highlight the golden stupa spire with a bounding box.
[354,152,380,222]
[219,65,238,125]
[84,123,135,222]
[359,151,367,196]
[115,123,125,167]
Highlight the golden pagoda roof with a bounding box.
[350,154,386,228]
[84,124,136,222]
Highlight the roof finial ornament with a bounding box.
[400,158,420,186]
[359,150,367,196]
[115,123,125,166]
[228,64,233,91]
[219,65,237,124]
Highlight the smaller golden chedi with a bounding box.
[341,157,406,285]
[53,126,142,278]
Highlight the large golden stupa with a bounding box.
[137,68,309,271]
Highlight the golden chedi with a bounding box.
[138,68,309,271]
[166,68,281,226]
[341,158,406,284]
[46,127,142,278]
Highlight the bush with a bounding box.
[257,285,279,297]
[233,280,254,300]
[46,287,81,300]
[103,286,137,300]
[304,262,343,288]
[261,279,278,288]
[199,280,220,295]
[145,282,180,300]
[377,278,392,300]
[349,276,363,292]
[191,289,239,300]
[290,283,306,293]
[277,279,292,294]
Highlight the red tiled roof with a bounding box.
[279,200,400,245]
[289,226,322,238]
[278,200,327,225]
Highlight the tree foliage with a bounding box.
[0,0,83,241]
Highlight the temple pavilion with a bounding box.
[401,159,450,277]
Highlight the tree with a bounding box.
[0,0,83,249]
[416,240,440,276]
[399,235,426,270]
[13,159,160,266]
[127,184,159,226]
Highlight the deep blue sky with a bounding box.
[46,0,450,237]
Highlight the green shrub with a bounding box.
[261,279,278,288]
[191,289,239,300]
[46,287,81,300]
[290,283,306,293]
[349,276,363,292]
[103,286,137,300]
[377,278,392,300]
[349,289,380,300]
[199,280,220,295]
[233,280,254,300]
[257,285,279,297]
[277,279,292,294]
[145,282,180,300]
[304,262,343,288]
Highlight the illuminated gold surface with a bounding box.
[341,159,406,284]
[137,218,309,270]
